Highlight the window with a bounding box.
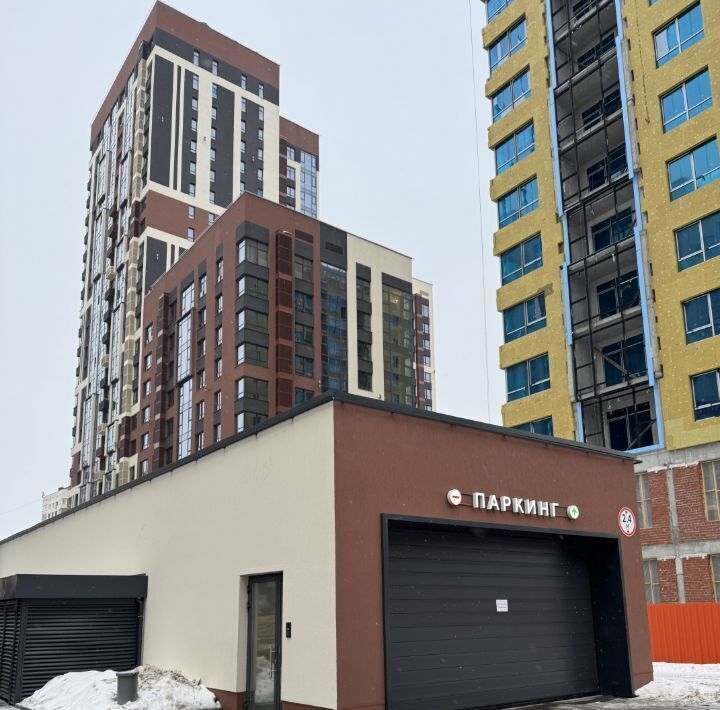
[216,293,223,313]
[713,556,720,602]
[421,303,430,318]
[684,289,720,343]
[211,127,216,141]
[216,325,223,345]
[487,0,514,21]
[506,353,550,401]
[210,169,216,183]
[189,161,196,176]
[692,369,720,420]
[286,186,296,199]
[295,291,313,315]
[142,406,150,424]
[241,97,247,113]
[636,472,652,528]
[654,4,703,67]
[258,128,264,141]
[217,259,224,283]
[188,183,196,197]
[259,106,264,122]
[491,70,530,122]
[212,84,218,99]
[240,182,245,193]
[587,144,627,191]
[675,211,720,270]
[199,307,206,326]
[212,59,218,75]
[211,106,217,121]
[236,377,268,401]
[295,355,314,377]
[602,334,647,386]
[236,343,268,366]
[191,118,197,133]
[287,146,296,161]
[702,459,720,522]
[258,168,263,181]
[503,294,546,342]
[145,324,153,343]
[295,388,314,404]
[238,238,268,267]
[144,353,152,370]
[501,234,542,284]
[190,139,197,154]
[209,190,215,205]
[237,309,268,333]
[196,431,204,450]
[197,369,206,388]
[210,148,216,163]
[188,205,195,219]
[358,311,371,331]
[140,460,149,476]
[191,97,198,111]
[199,274,207,298]
[214,423,221,442]
[237,275,268,299]
[258,148,264,161]
[208,213,215,225]
[198,338,206,357]
[241,161,246,174]
[608,402,653,450]
[295,323,313,346]
[193,50,199,66]
[214,390,222,411]
[287,166,296,181]
[582,91,621,132]
[597,270,639,319]
[241,74,247,89]
[592,207,634,251]
[577,31,615,70]
[668,139,720,201]
[294,254,313,281]
[241,120,246,133]
[197,401,205,420]
[143,380,152,396]
[188,227,195,241]
[498,177,538,228]
[259,82,264,98]
[495,123,535,175]
[513,417,553,436]
[358,342,372,361]
[489,19,527,73]
[661,70,712,132]
[644,560,660,603]
[357,276,371,302]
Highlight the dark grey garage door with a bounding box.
[385,523,601,710]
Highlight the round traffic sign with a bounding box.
[447,489,462,506]
[618,507,636,536]
[566,504,580,520]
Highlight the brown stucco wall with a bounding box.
[332,400,653,710]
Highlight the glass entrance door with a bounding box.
[247,574,282,710]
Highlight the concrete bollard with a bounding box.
[116,669,139,705]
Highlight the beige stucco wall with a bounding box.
[0,403,338,708]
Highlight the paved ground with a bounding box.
[511,695,720,710]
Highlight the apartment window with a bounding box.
[489,18,527,74]
[209,190,215,205]
[199,274,207,298]
[144,324,153,343]
[214,423,221,442]
[259,106,264,122]
[487,0,514,21]
[654,4,704,68]
[238,238,268,267]
[211,127,216,141]
[636,472,653,528]
[495,123,534,175]
[577,31,615,70]
[189,161,196,176]
[597,270,639,319]
[668,139,720,201]
[237,309,268,334]
[210,169,216,183]
[142,406,150,424]
[212,84,218,99]
[608,402,653,450]
[214,390,222,411]
[684,289,720,343]
[241,161,246,174]
[140,460,149,476]
[216,293,223,313]
[216,325,223,345]
[294,254,313,281]
[661,70,712,132]
[236,377,268,401]
[212,59,218,75]
[295,323,313,346]
[197,401,205,420]
[506,353,550,402]
[258,168,263,181]
[210,148,216,162]
[692,369,720,420]
[191,97,198,111]
[196,431,204,451]
[592,207,634,251]
[702,460,720,521]
[258,128,264,141]
[503,294,546,342]
[287,186,296,199]
[357,277,371,302]
[676,211,720,270]
[188,205,195,219]
[199,307,206,326]
[358,342,372,361]
[422,303,430,318]
[644,560,660,603]
[217,258,224,282]
[240,182,245,193]
[295,291,313,315]
[587,144,627,191]
[237,275,269,299]
[143,380,152,396]
[491,70,531,122]
[424,371,432,383]
[602,334,647,386]
[144,353,152,370]
[198,369,206,388]
[214,359,222,378]
[193,50,199,66]
[188,227,195,241]
[295,388,314,404]
[198,338,206,357]
[287,166,296,181]
[358,311,371,331]
[498,177,538,228]
[208,213,215,225]
[258,148,264,161]
[259,82,264,98]
[295,355,314,377]
[423,354,431,367]
[236,343,268,366]
[241,120,246,133]
[191,118,197,133]
[241,97,247,113]
[241,74,247,89]
[500,233,542,284]
[513,417,553,436]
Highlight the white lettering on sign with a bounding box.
[449,490,579,520]
[496,599,509,612]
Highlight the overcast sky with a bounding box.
[0,0,501,539]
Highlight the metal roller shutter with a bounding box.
[0,601,20,702]
[18,598,141,701]
[385,524,600,710]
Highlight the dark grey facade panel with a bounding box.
[181,69,196,195]
[173,66,182,190]
[319,223,347,269]
[153,29,279,105]
[0,575,148,601]
[356,263,371,281]
[149,56,174,187]
[381,273,412,293]
[236,221,269,244]
[241,100,262,198]
[294,240,313,259]
[214,85,235,208]
[145,238,169,295]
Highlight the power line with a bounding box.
[0,497,41,517]
[467,0,492,423]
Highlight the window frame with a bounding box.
[668,138,720,201]
[489,18,527,74]
[702,459,720,522]
[506,353,550,402]
[660,69,712,132]
[503,293,547,342]
[494,122,535,175]
[491,69,531,123]
[498,177,539,228]
[691,369,720,420]
[643,560,661,603]
[654,3,704,68]
[683,289,719,343]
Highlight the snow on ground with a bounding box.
[636,662,720,704]
[18,666,220,710]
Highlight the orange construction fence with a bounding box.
[647,603,720,663]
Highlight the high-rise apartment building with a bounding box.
[481,0,719,602]
[65,2,433,506]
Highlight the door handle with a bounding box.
[270,648,278,678]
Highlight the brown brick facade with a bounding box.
[638,469,672,547]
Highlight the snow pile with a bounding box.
[637,662,720,703]
[20,665,220,710]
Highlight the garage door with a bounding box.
[385,523,600,710]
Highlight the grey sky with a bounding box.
[0,0,500,539]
